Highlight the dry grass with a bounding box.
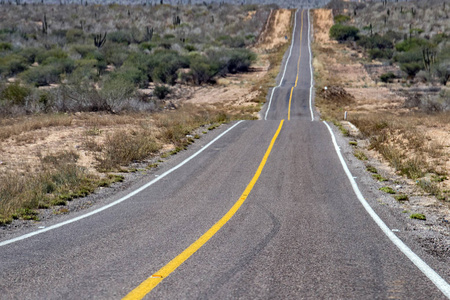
[0,114,73,141]
[311,8,450,201]
[0,151,124,225]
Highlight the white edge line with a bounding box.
[264,9,299,121]
[322,121,450,298]
[308,9,314,122]
[0,121,245,247]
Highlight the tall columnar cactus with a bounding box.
[42,14,48,34]
[145,26,153,41]
[94,32,107,48]
[422,48,436,72]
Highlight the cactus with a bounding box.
[42,13,48,34]
[172,15,181,26]
[145,26,153,41]
[94,32,107,48]
[422,48,436,72]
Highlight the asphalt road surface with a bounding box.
[1,10,449,300]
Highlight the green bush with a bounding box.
[108,31,132,45]
[66,29,85,43]
[71,44,97,58]
[150,50,189,85]
[394,48,423,64]
[217,35,246,48]
[102,43,128,67]
[220,48,256,74]
[139,42,156,51]
[0,54,29,76]
[357,34,393,49]
[100,75,137,110]
[36,48,68,64]
[401,62,423,79]
[0,42,12,51]
[434,62,450,85]
[21,64,63,86]
[0,82,31,105]
[154,85,171,99]
[329,24,359,42]
[18,47,42,64]
[189,56,219,84]
[369,48,393,60]
[334,14,351,24]
[111,66,148,88]
[380,72,396,83]
[395,38,429,52]
[184,44,196,52]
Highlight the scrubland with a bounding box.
[0,2,294,225]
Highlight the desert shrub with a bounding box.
[369,48,393,60]
[0,54,29,76]
[434,62,450,85]
[154,85,171,99]
[217,35,246,48]
[101,43,128,67]
[100,75,137,111]
[107,31,132,45]
[401,62,423,79]
[0,42,12,51]
[334,14,350,24]
[71,44,97,58]
[97,130,160,171]
[329,24,359,42]
[432,33,448,45]
[184,44,196,52]
[384,30,403,44]
[380,72,396,83]
[18,47,42,64]
[111,66,148,88]
[217,48,256,74]
[66,29,85,43]
[189,56,219,84]
[0,82,31,105]
[150,50,189,85]
[35,48,68,64]
[21,64,63,86]
[395,38,430,52]
[357,34,393,49]
[139,42,156,51]
[394,48,423,63]
[70,59,100,83]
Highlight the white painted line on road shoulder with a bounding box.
[264,9,299,121]
[322,121,450,298]
[307,9,314,122]
[0,121,245,247]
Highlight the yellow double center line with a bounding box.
[288,9,304,121]
[123,120,285,300]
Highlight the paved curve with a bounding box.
[1,10,449,300]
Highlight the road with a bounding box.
[1,9,449,299]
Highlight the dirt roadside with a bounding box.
[311,9,449,261]
[0,9,294,232]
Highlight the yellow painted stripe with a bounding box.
[288,87,294,121]
[294,10,304,88]
[123,120,285,300]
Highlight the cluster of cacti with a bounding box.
[172,15,181,26]
[94,31,106,48]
